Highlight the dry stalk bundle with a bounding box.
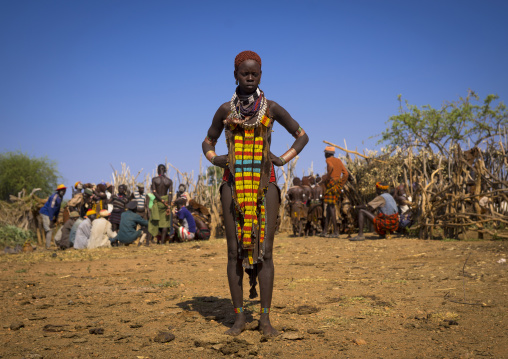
[332,139,507,240]
[0,189,47,244]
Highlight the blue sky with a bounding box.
[1,0,507,193]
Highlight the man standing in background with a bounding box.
[321,146,348,237]
[39,184,66,249]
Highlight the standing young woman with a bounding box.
[202,51,308,336]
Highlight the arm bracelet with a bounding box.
[280,148,298,164]
[279,156,286,166]
[292,126,306,139]
[205,150,217,163]
[204,135,218,146]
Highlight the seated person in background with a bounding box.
[350,182,399,241]
[69,216,84,248]
[111,201,148,246]
[186,198,212,240]
[88,210,116,249]
[392,184,414,233]
[74,210,96,249]
[56,211,80,250]
[194,216,211,240]
[175,184,189,205]
[175,197,196,241]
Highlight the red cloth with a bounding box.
[373,212,399,235]
[323,177,342,204]
[223,164,276,183]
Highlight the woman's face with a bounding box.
[235,59,262,95]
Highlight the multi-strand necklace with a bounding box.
[226,88,268,129]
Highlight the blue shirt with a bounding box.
[40,192,62,221]
[176,207,196,233]
[379,193,398,215]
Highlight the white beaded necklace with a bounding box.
[228,89,268,129]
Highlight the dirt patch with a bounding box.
[1,235,507,358]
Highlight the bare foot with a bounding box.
[259,314,279,337]
[225,313,246,336]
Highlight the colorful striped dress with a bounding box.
[224,111,274,269]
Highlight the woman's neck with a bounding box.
[236,86,258,98]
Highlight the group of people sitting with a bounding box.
[38,167,212,250]
[285,146,414,240]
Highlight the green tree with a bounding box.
[206,166,223,187]
[378,91,508,156]
[0,151,60,201]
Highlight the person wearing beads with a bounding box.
[349,182,399,241]
[320,146,349,237]
[202,50,308,336]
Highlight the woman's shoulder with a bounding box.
[218,101,230,113]
[267,99,285,112]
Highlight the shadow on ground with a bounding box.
[177,296,256,329]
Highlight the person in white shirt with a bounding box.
[88,210,116,249]
[74,210,96,249]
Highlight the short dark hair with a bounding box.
[235,50,262,70]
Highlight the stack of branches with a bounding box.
[416,144,508,240]
[110,162,149,195]
[327,139,508,240]
[111,160,190,196]
[0,189,46,244]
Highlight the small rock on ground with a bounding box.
[154,331,175,343]
[43,324,68,332]
[10,322,25,331]
[353,338,367,345]
[89,327,104,335]
[282,332,305,340]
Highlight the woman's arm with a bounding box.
[202,103,229,168]
[269,101,309,166]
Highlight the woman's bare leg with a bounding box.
[257,183,280,336]
[221,183,246,335]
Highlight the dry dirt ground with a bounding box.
[1,234,507,359]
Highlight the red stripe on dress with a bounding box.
[223,165,276,182]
